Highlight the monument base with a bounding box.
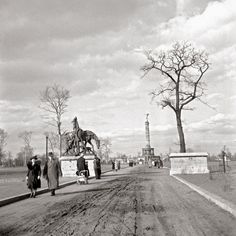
[60,154,95,177]
[169,152,209,175]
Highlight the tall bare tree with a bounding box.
[39,84,70,157]
[142,42,209,152]
[18,131,33,166]
[0,128,8,164]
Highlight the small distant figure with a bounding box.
[148,159,152,168]
[160,159,163,168]
[154,160,157,167]
[115,160,118,171]
[118,161,121,170]
[26,155,41,198]
[112,160,115,171]
[43,152,62,196]
[94,156,101,179]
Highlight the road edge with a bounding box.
[172,175,236,218]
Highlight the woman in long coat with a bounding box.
[93,156,101,179]
[26,156,41,198]
[43,152,62,196]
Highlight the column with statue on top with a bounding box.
[142,113,155,165]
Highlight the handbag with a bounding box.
[37,178,41,188]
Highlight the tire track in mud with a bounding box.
[150,183,176,236]
[88,178,136,236]
[133,183,143,236]
[134,168,173,236]
[23,176,139,236]
[86,176,147,236]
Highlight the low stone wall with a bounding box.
[169,152,209,175]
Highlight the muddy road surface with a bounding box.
[0,166,235,236]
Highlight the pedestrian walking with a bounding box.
[154,160,157,167]
[94,156,101,179]
[112,160,115,171]
[118,161,121,170]
[26,155,41,198]
[77,153,88,178]
[148,159,152,168]
[160,159,163,168]
[43,152,62,196]
[115,160,118,171]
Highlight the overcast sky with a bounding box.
[1,0,236,157]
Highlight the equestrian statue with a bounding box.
[63,117,100,156]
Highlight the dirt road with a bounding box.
[0,166,235,236]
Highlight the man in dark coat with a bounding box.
[77,154,85,172]
[112,160,115,171]
[77,154,88,177]
[43,152,62,196]
[93,156,101,179]
[26,155,41,198]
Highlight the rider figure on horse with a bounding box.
[63,117,100,156]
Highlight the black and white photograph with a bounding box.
[0,0,236,235]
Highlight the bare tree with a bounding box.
[18,131,33,166]
[0,128,8,164]
[142,42,209,152]
[97,137,112,163]
[39,84,70,157]
[44,131,59,153]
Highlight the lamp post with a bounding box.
[222,145,226,173]
[46,135,49,160]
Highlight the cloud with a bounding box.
[186,113,236,135]
[206,93,223,100]
[176,0,186,15]
[153,124,175,133]
[0,0,175,60]
[153,0,236,51]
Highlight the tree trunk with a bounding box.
[175,111,186,153]
[24,149,27,167]
[58,122,62,158]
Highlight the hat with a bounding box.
[30,155,37,160]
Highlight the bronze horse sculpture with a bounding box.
[64,117,100,155]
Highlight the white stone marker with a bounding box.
[169,152,209,175]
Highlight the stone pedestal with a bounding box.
[169,152,209,175]
[60,154,95,177]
